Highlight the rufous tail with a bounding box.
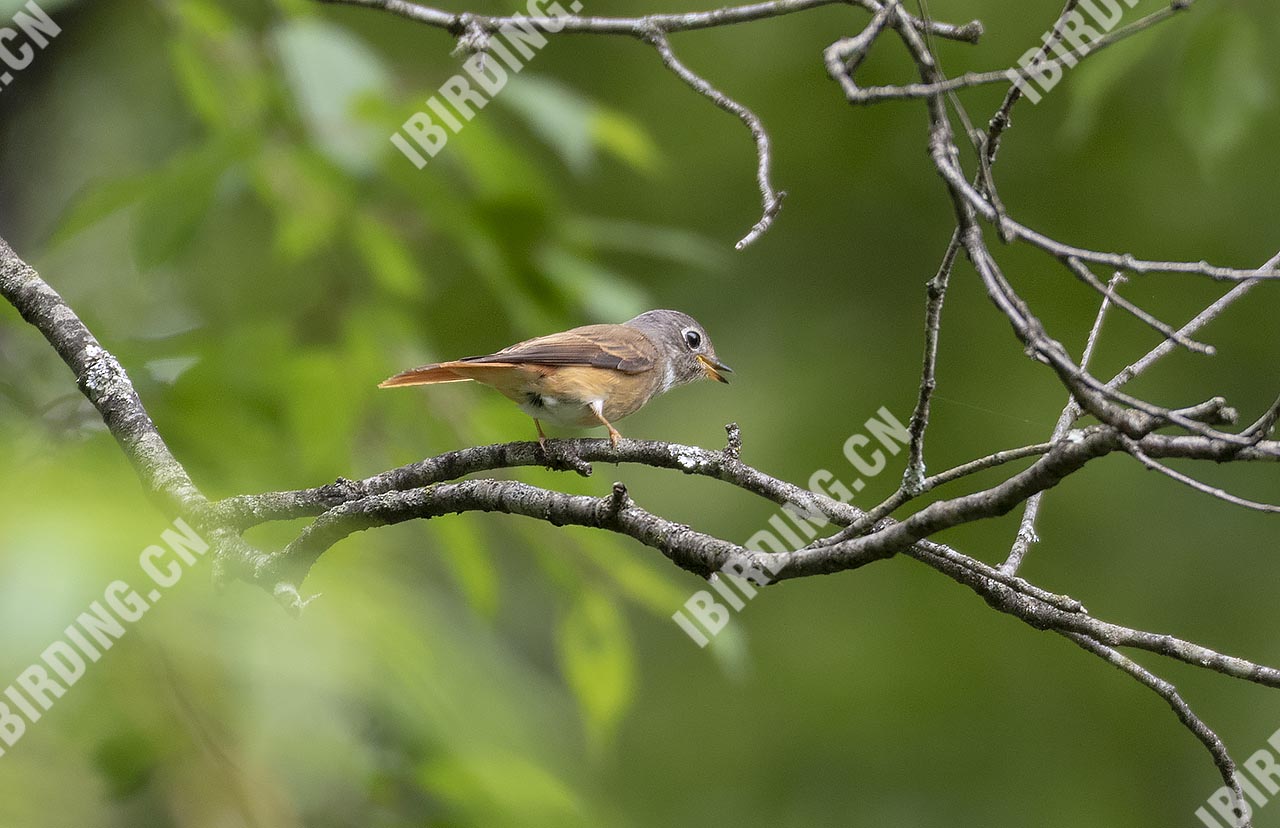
[377,364,473,388]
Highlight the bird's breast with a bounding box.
[506,365,661,426]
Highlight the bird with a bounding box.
[378,309,732,449]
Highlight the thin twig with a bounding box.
[1061,632,1250,828]
[316,0,984,41]
[870,2,1270,801]
[1106,253,1279,390]
[847,440,1052,537]
[1064,258,1213,355]
[928,142,1279,282]
[1003,272,1121,574]
[901,233,957,494]
[835,2,1194,105]
[1125,439,1280,514]
[1240,395,1280,443]
[645,29,784,249]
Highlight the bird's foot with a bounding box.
[537,438,592,477]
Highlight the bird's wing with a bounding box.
[459,324,656,374]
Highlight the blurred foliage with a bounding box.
[1,0,1279,825]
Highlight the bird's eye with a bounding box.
[683,329,702,350]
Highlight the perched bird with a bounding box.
[379,309,732,448]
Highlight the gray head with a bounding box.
[625,309,732,386]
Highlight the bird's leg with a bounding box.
[589,401,622,448]
[529,419,591,475]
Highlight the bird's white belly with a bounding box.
[518,394,594,427]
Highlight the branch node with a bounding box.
[323,476,366,504]
[646,27,783,248]
[735,190,786,250]
[953,19,984,42]
[1175,397,1238,427]
[605,482,631,518]
[723,422,742,460]
[273,582,321,617]
[452,16,490,60]
[538,441,594,476]
[901,466,926,497]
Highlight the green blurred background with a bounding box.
[1,0,1279,824]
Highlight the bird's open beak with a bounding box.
[696,355,733,384]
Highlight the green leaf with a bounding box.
[1062,25,1162,144]
[591,108,660,173]
[420,750,589,827]
[1172,10,1271,172]
[556,589,635,750]
[500,75,596,174]
[273,18,394,174]
[566,215,730,271]
[500,75,660,175]
[47,174,154,248]
[51,136,245,254]
[168,0,268,131]
[577,536,689,618]
[169,37,232,130]
[92,730,156,798]
[252,145,347,263]
[132,145,236,270]
[432,518,500,619]
[350,213,430,299]
[448,116,555,204]
[170,0,237,34]
[534,245,650,322]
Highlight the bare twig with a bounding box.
[316,0,983,41]
[863,0,1267,800]
[928,143,1279,282]
[321,0,979,250]
[644,29,784,249]
[1005,251,1280,578]
[1003,272,1121,574]
[1125,439,1280,514]
[901,233,957,494]
[1105,253,1279,390]
[843,440,1052,537]
[833,2,1197,105]
[1063,258,1213,355]
[1240,395,1280,443]
[1062,632,1249,822]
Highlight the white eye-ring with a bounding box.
[683,328,702,350]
